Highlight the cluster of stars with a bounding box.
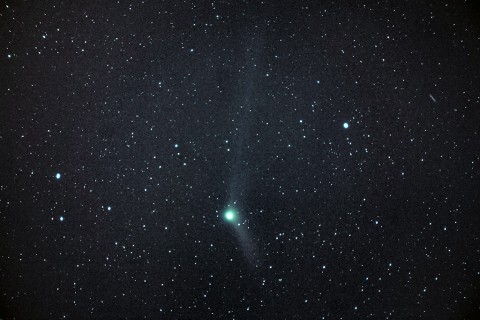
[1,1,478,319]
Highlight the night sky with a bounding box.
[1,1,480,319]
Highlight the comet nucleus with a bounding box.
[224,208,237,222]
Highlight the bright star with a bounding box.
[55,173,61,180]
[59,216,64,222]
[343,122,349,129]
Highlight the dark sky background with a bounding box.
[1,1,480,319]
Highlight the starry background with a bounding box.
[1,1,480,319]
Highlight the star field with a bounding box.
[1,1,480,319]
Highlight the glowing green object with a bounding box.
[224,209,237,222]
